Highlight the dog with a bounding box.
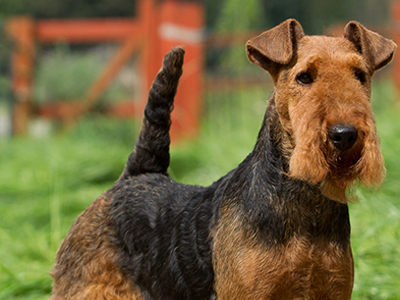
[50,19,396,299]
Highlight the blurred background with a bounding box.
[0,0,399,299]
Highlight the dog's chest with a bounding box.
[213,232,354,299]
[212,194,354,300]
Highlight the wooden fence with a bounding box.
[6,0,204,140]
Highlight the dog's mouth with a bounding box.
[319,127,385,202]
[324,140,364,182]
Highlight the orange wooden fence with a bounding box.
[6,0,204,140]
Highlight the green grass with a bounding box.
[350,81,400,300]
[0,81,399,299]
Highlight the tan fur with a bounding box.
[213,207,354,300]
[275,36,384,202]
[246,25,393,203]
[210,19,396,299]
[50,194,143,299]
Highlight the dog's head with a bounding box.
[246,19,396,202]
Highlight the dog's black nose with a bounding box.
[328,123,358,151]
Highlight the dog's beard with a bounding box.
[288,123,385,203]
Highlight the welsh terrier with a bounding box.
[51,19,396,299]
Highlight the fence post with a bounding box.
[6,17,35,136]
[159,0,204,140]
[137,0,161,118]
[137,0,204,141]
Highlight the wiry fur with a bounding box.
[51,20,396,300]
[247,21,394,202]
[284,36,386,201]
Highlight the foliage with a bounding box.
[205,0,392,34]
[212,0,263,75]
[0,0,135,19]
[0,0,392,34]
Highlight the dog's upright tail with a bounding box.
[121,47,185,179]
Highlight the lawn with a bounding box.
[0,81,399,299]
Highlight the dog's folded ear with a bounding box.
[246,19,304,78]
[344,21,397,75]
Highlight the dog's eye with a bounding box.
[354,70,367,84]
[296,72,314,85]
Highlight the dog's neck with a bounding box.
[253,92,295,178]
[221,92,350,244]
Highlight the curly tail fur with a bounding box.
[121,47,185,178]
